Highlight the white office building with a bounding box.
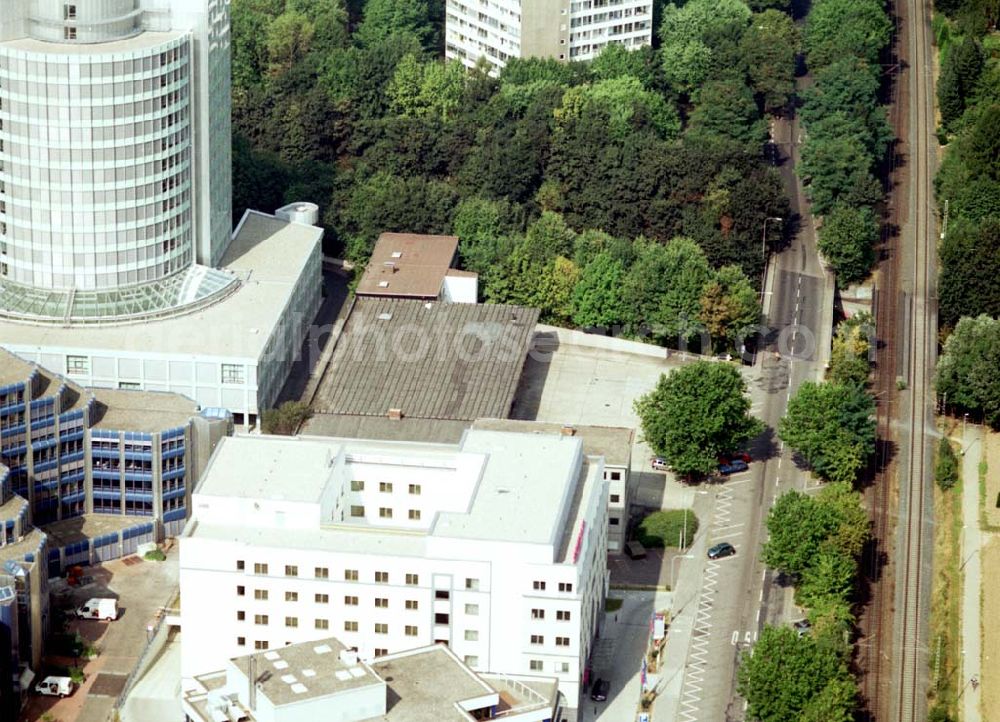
[0,0,233,321]
[446,0,653,70]
[179,430,610,701]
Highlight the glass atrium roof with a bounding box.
[0,265,239,325]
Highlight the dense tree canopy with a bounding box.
[935,315,1000,427]
[779,381,877,482]
[634,362,763,478]
[817,204,879,283]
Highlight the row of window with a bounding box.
[238,587,483,616]
[240,613,428,638]
[350,505,422,520]
[350,480,422,494]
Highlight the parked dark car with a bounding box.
[718,451,752,465]
[794,619,812,637]
[718,459,749,475]
[625,541,647,560]
[707,542,736,560]
[590,678,611,702]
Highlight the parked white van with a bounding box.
[75,598,118,621]
[34,676,75,697]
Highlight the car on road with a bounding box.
[590,678,610,702]
[718,451,752,465]
[35,676,75,698]
[794,619,811,637]
[717,459,749,475]
[651,456,669,471]
[707,542,736,560]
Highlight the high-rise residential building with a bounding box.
[180,430,609,701]
[0,0,233,322]
[445,0,653,70]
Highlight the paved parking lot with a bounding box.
[20,547,180,722]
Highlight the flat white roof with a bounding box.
[0,211,321,362]
[187,430,587,552]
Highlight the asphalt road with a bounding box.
[663,106,833,722]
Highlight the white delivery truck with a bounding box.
[34,676,76,697]
[75,597,118,621]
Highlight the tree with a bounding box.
[938,37,985,130]
[779,381,876,482]
[938,218,1000,329]
[654,237,715,343]
[799,134,882,215]
[266,10,315,76]
[262,401,313,435]
[935,314,1000,428]
[935,437,959,491]
[738,626,854,722]
[741,10,799,112]
[634,361,763,478]
[816,204,878,284]
[571,252,629,328]
[388,55,467,120]
[763,491,841,579]
[798,677,858,722]
[698,264,761,345]
[686,78,766,148]
[828,315,873,387]
[556,76,681,140]
[658,0,752,93]
[804,0,892,69]
[485,212,576,307]
[796,546,857,608]
[355,0,433,49]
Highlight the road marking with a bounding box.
[745,631,753,644]
[759,588,764,601]
[756,608,762,624]
[761,569,767,582]
[712,530,745,540]
[714,522,745,531]
[777,457,782,469]
[731,630,739,645]
[724,478,752,486]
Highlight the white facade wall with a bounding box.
[180,440,609,701]
[446,0,652,70]
[441,274,478,304]
[604,462,629,552]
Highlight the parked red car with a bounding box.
[717,451,752,465]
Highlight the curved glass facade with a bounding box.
[0,33,193,291]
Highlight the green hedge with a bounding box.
[637,510,699,548]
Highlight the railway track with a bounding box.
[860,0,938,718]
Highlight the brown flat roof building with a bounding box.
[356,233,463,300]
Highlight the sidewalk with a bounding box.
[961,425,982,722]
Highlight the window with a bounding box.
[315,593,329,604]
[64,26,77,40]
[435,613,450,624]
[409,484,421,495]
[375,648,388,657]
[351,479,365,491]
[350,505,365,517]
[254,614,268,625]
[556,662,570,673]
[285,591,298,602]
[530,634,544,645]
[66,355,89,375]
[118,382,141,390]
[315,567,329,579]
[610,517,620,526]
[465,604,479,616]
[237,585,245,596]
[285,617,298,628]
[405,600,419,610]
[379,507,393,519]
[254,589,268,601]
[405,574,419,586]
[344,595,358,606]
[533,581,546,591]
[315,619,329,630]
[558,582,573,593]
[64,4,77,20]
[465,630,479,641]
[557,610,571,621]
[285,565,298,577]
[254,563,269,575]
[556,637,570,646]
[408,509,421,520]
[375,571,389,584]
[465,578,480,591]
[221,364,245,384]
[375,623,388,634]
[237,636,246,646]
[236,611,245,621]
[344,621,358,632]
[255,640,270,650]
[610,471,622,481]
[375,598,388,608]
[379,482,393,493]
[610,494,620,503]
[236,560,245,571]
[531,609,545,620]
[529,660,543,671]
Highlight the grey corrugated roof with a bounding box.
[314,298,539,421]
